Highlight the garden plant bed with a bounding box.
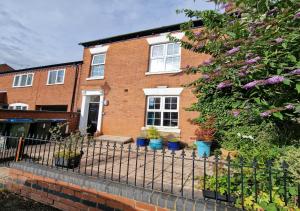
[0,190,59,211]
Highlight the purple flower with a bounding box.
[202,74,210,80]
[232,110,240,117]
[226,46,240,55]
[289,69,300,75]
[265,76,285,85]
[245,56,261,65]
[194,31,202,37]
[294,12,300,19]
[241,65,248,70]
[202,58,213,66]
[217,81,232,90]
[260,111,271,118]
[243,80,265,90]
[275,37,284,44]
[238,71,248,77]
[285,104,295,110]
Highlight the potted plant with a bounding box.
[147,127,163,150]
[194,116,216,157]
[136,131,149,147]
[199,175,236,203]
[167,138,181,151]
[54,150,83,169]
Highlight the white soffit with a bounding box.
[89,45,109,54]
[143,87,183,96]
[146,32,184,45]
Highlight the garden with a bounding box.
[169,0,300,210]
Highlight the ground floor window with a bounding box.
[146,96,179,127]
[9,103,28,110]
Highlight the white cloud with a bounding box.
[0,0,216,69]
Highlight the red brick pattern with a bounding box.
[5,168,170,211]
[78,30,207,142]
[0,64,81,112]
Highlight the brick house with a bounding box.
[0,61,82,112]
[0,21,208,142]
[77,21,208,142]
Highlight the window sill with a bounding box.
[46,83,64,86]
[145,70,182,75]
[86,76,104,81]
[12,85,32,88]
[141,126,181,134]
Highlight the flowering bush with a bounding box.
[172,0,300,159]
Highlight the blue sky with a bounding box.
[0,0,216,69]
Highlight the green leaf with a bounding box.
[288,187,297,196]
[254,98,261,105]
[296,83,300,93]
[287,54,297,63]
[283,79,291,85]
[273,112,283,120]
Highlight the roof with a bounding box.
[79,20,203,47]
[0,61,83,75]
[0,64,14,72]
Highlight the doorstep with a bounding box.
[95,135,133,144]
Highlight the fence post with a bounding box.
[15,136,25,162]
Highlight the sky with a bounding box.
[0,0,216,69]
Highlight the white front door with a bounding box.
[79,90,104,134]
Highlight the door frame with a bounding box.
[79,90,104,134]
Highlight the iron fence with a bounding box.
[0,133,299,210]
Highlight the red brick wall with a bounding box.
[78,30,208,143]
[0,64,81,112]
[0,110,80,132]
[6,168,169,211]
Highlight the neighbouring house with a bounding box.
[77,20,208,142]
[0,61,82,112]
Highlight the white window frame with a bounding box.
[88,53,106,80]
[146,96,179,129]
[47,69,65,85]
[12,73,34,88]
[9,103,29,110]
[148,42,181,74]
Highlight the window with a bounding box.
[146,96,179,127]
[91,54,105,78]
[13,73,34,87]
[149,43,180,73]
[9,103,28,110]
[47,69,65,85]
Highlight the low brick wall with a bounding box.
[4,164,169,211]
[0,110,80,132]
[3,162,235,211]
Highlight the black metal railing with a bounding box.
[1,133,299,209]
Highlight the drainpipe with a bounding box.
[70,63,80,112]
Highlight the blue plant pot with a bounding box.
[136,137,149,147]
[196,140,212,157]
[167,141,180,151]
[149,138,163,150]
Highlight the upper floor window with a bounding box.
[9,103,28,110]
[47,69,65,85]
[146,96,179,127]
[13,73,34,87]
[91,54,105,78]
[149,43,181,73]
